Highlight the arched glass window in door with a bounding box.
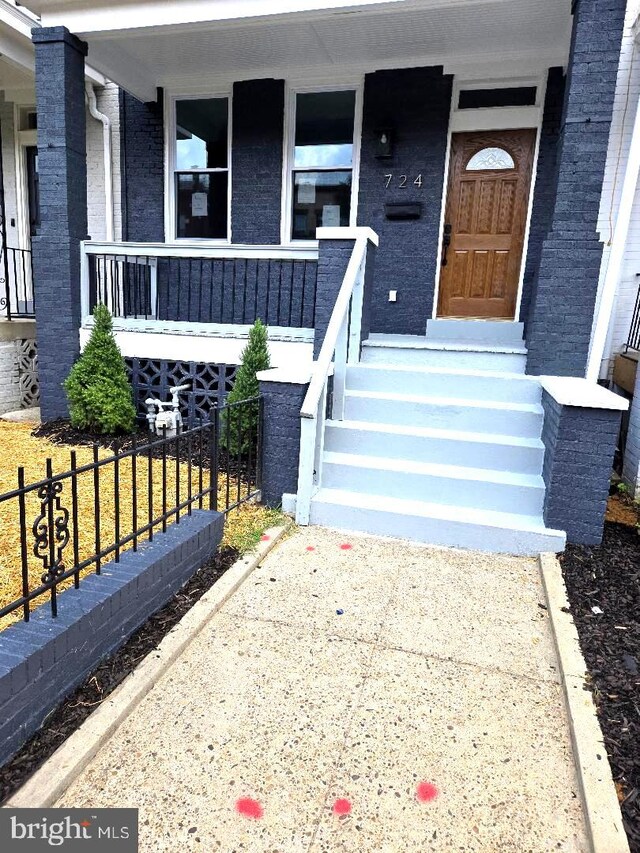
[466,147,515,171]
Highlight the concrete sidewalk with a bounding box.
[55,527,588,852]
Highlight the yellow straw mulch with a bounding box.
[0,422,279,628]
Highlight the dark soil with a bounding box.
[561,519,640,852]
[0,545,238,804]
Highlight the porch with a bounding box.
[23,0,632,550]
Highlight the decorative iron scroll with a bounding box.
[32,480,70,586]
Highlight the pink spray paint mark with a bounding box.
[306,545,316,552]
[339,543,352,551]
[235,797,264,819]
[333,798,352,816]
[416,782,439,803]
[260,535,270,542]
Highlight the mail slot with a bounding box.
[384,202,422,220]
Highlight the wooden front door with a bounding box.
[437,129,537,319]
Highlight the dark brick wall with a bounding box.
[520,68,566,325]
[120,89,164,242]
[232,80,285,244]
[31,28,88,420]
[526,0,627,376]
[258,379,308,506]
[314,239,353,359]
[541,390,620,544]
[358,67,452,334]
[0,510,224,765]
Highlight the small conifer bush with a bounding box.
[64,304,136,434]
[222,319,270,455]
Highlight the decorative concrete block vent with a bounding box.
[0,510,224,766]
[0,338,39,414]
[126,357,237,426]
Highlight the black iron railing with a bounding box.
[1,247,35,320]
[624,279,640,353]
[0,396,262,624]
[87,252,318,328]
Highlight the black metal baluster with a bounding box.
[300,260,307,327]
[288,260,295,327]
[187,259,193,321]
[265,260,271,324]
[254,259,259,323]
[177,257,182,320]
[277,260,283,325]
[17,467,29,621]
[132,435,138,551]
[209,406,219,511]
[175,422,181,524]
[225,404,231,512]
[198,415,204,509]
[45,458,57,617]
[114,447,121,562]
[93,444,101,574]
[236,404,242,507]
[187,427,193,515]
[242,258,248,324]
[70,451,80,587]
[147,441,154,541]
[246,405,253,498]
[161,425,168,531]
[198,258,204,323]
[231,259,237,323]
[220,260,225,322]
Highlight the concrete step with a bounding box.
[321,452,545,515]
[362,334,527,372]
[426,318,525,347]
[324,420,545,474]
[343,390,543,438]
[346,363,541,404]
[309,489,566,556]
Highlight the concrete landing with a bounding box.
[54,528,588,852]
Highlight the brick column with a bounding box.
[32,27,88,419]
[540,379,627,544]
[525,0,627,377]
[258,370,309,507]
[313,238,353,360]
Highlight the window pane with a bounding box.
[176,172,228,239]
[176,98,228,170]
[292,170,352,240]
[294,91,355,169]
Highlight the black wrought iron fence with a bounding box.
[624,278,640,353]
[1,247,35,319]
[0,396,262,625]
[87,253,318,328]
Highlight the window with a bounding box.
[173,97,229,239]
[466,147,515,171]
[290,90,357,241]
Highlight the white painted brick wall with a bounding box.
[596,0,640,377]
[0,340,22,414]
[0,97,21,254]
[87,83,123,242]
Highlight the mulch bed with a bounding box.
[561,503,640,852]
[0,545,238,805]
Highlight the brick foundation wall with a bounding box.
[0,510,224,766]
[541,390,621,544]
[622,366,640,496]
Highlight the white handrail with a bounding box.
[82,240,318,261]
[300,237,368,419]
[296,229,377,525]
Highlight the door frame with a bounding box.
[431,72,548,325]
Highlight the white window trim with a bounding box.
[280,79,364,246]
[163,90,233,245]
[431,71,548,324]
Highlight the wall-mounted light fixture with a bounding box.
[374,128,394,159]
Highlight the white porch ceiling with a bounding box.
[27,0,572,102]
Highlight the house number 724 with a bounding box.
[384,174,423,189]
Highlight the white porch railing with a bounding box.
[295,228,378,525]
[80,241,319,329]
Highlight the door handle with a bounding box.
[441,223,452,267]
